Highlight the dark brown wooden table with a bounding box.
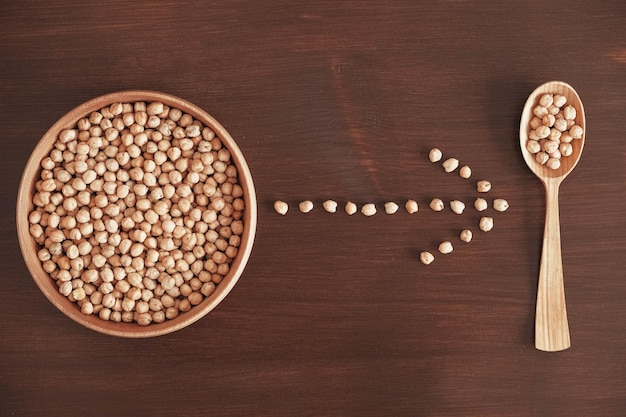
[2,1,625,416]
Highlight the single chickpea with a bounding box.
[526,140,541,154]
[361,203,376,217]
[553,95,567,107]
[121,298,135,312]
[178,299,191,312]
[474,198,488,212]
[546,157,561,170]
[562,105,576,120]
[72,287,87,301]
[188,292,203,306]
[179,114,194,127]
[273,200,289,215]
[429,198,444,212]
[479,216,494,232]
[476,180,491,193]
[99,308,112,321]
[384,202,399,215]
[553,118,568,132]
[536,126,550,139]
[66,245,80,260]
[560,132,573,143]
[533,105,548,118]
[549,128,562,141]
[37,248,51,262]
[201,282,216,297]
[442,158,459,173]
[539,94,553,108]
[559,142,573,157]
[460,229,472,243]
[542,114,556,127]
[81,301,94,315]
[299,200,314,213]
[59,281,73,296]
[323,200,338,213]
[535,152,549,165]
[529,117,542,130]
[147,102,164,116]
[449,200,465,215]
[48,229,65,243]
[493,198,509,212]
[459,165,471,179]
[59,129,77,144]
[438,241,453,254]
[420,251,434,265]
[29,224,44,239]
[136,313,152,326]
[345,201,357,215]
[429,148,442,163]
[542,140,559,154]
[569,125,583,139]
[405,199,418,214]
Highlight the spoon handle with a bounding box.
[535,180,571,351]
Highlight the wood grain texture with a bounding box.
[1,1,626,416]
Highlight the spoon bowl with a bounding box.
[519,81,586,352]
[520,81,586,181]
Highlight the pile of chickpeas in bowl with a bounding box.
[525,93,584,170]
[24,97,251,330]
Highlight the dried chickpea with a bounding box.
[563,105,576,120]
[384,202,399,215]
[323,200,338,213]
[479,216,494,232]
[405,199,418,214]
[559,142,573,157]
[299,200,314,213]
[546,157,561,170]
[420,251,434,265]
[459,165,471,179]
[474,198,488,212]
[536,125,550,139]
[429,198,444,212]
[449,200,465,215]
[569,125,583,139]
[361,203,376,217]
[272,201,289,216]
[526,140,541,154]
[438,241,453,254]
[459,229,472,243]
[535,152,549,165]
[493,198,509,212]
[442,158,459,173]
[476,180,491,193]
[428,148,442,163]
[539,94,553,107]
[345,201,357,215]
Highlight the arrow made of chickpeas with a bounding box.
[273,148,510,265]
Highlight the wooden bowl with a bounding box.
[16,91,257,337]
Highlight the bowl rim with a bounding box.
[16,90,257,337]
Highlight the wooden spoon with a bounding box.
[519,81,586,352]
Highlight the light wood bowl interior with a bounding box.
[16,91,257,337]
